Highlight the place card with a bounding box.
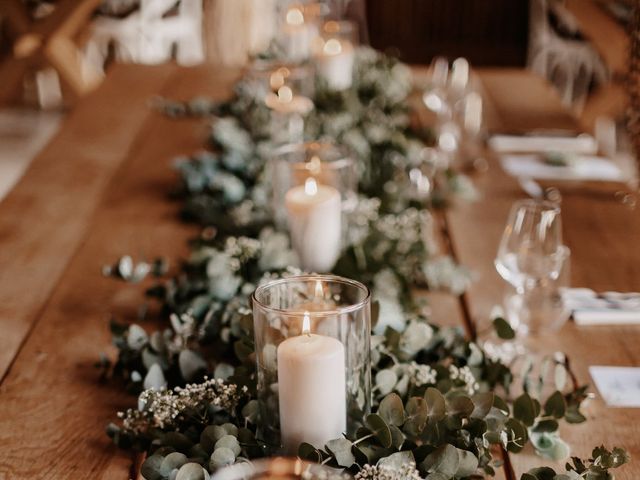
[564,289,640,326]
[589,366,640,408]
[499,154,625,183]
[489,133,598,154]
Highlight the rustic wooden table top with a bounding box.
[0,64,637,479]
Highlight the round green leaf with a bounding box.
[176,463,207,480]
[209,447,235,470]
[160,452,188,476]
[378,393,405,426]
[326,438,355,467]
[365,413,392,448]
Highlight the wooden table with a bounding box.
[0,65,637,479]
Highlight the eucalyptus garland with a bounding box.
[104,48,628,480]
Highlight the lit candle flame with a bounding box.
[304,177,318,196]
[323,38,343,56]
[286,7,304,26]
[305,155,322,175]
[314,280,324,299]
[277,85,293,104]
[270,68,289,90]
[302,311,311,335]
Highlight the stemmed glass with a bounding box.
[494,199,571,342]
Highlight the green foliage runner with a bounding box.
[103,48,628,480]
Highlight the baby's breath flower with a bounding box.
[355,462,422,480]
[408,361,437,387]
[449,365,480,395]
[119,378,246,434]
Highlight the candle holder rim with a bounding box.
[251,274,371,317]
[511,198,561,214]
[210,456,347,479]
[272,141,355,169]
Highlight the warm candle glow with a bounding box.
[270,68,289,90]
[323,38,343,56]
[324,20,340,34]
[306,155,322,175]
[302,312,311,334]
[277,85,294,104]
[304,177,318,196]
[314,280,324,299]
[286,7,304,26]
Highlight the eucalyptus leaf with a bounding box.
[160,452,188,476]
[326,438,355,467]
[377,450,414,469]
[544,391,566,419]
[378,393,405,426]
[404,397,428,436]
[143,363,167,390]
[365,414,393,448]
[375,369,398,396]
[140,454,164,480]
[179,350,207,381]
[176,462,208,480]
[424,387,446,421]
[471,392,494,419]
[514,393,537,427]
[493,317,515,340]
[421,444,459,478]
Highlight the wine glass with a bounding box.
[493,200,571,349]
[495,200,565,294]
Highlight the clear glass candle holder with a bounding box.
[276,2,328,63]
[252,275,371,455]
[270,142,357,272]
[246,60,316,101]
[313,20,358,91]
[211,457,351,480]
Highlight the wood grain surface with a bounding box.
[0,64,175,381]
[0,66,238,479]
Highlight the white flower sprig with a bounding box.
[118,378,248,434]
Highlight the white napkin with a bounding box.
[564,288,640,326]
[489,133,598,154]
[589,366,640,407]
[500,154,625,182]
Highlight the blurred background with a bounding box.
[0,0,632,198]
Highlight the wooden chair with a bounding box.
[86,0,205,74]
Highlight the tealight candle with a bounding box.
[281,7,317,62]
[277,312,347,454]
[315,38,355,90]
[285,177,342,272]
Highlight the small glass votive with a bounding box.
[210,457,351,480]
[313,20,358,91]
[252,275,371,455]
[270,142,357,273]
[277,2,328,63]
[246,60,316,100]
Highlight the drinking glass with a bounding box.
[495,200,565,294]
[493,199,571,347]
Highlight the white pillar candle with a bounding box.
[463,91,483,136]
[285,177,342,273]
[449,57,470,97]
[316,38,355,91]
[277,313,346,454]
[280,7,317,62]
[265,86,314,144]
